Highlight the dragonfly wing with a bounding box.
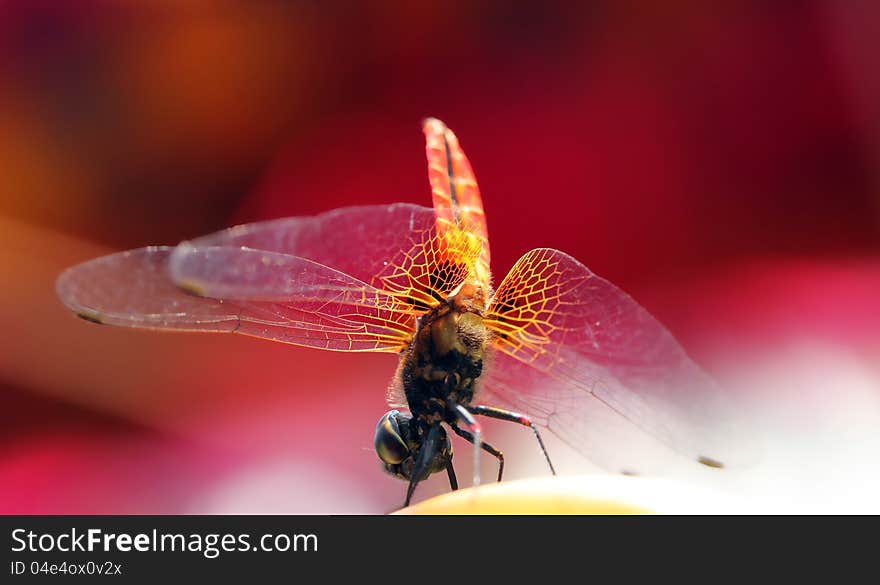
[57,246,239,331]
[177,203,480,311]
[423,118,491,288]
[478,349,705,473]
[481,248,753,471]
[169,243,413,334]
[57,246,411,352]
[175,203,432,285]
[169,244,404,307]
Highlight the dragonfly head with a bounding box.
[374,410,452,482]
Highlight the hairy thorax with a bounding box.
[401,281,491,424]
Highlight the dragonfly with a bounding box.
[57,118,745,507]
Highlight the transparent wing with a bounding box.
[481,248,752,471]
[56,246,412,352]
[172,203,434,285]
[176,202,480,310]
[57,203,486,353]
[423,118,491,288]
[57,246,242,332]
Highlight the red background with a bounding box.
[1,2,878,513]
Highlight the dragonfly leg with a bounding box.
[453,404,483,487]
[451,425,504,482]
[404,422,442,507]
[467,404,556,476]
[445,458,458,491]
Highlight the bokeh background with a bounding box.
[1,1,878,513]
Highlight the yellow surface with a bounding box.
[394,476,655,515]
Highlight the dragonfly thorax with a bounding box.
[401,287,491,425]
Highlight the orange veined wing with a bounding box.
[56,203,480,353]
[423,118,491,289]
[480,248,755,473]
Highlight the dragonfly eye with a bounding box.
[374,410,411,465]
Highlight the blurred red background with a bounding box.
[1,1,878,513]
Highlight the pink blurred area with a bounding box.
[1,2,879,513]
